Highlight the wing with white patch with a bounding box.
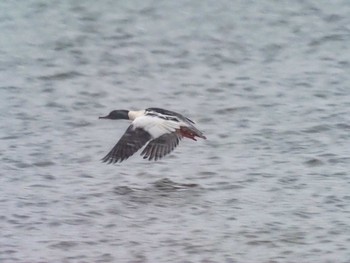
[132,115,181,139]
[141,132,182,161]
[102,125,151,163]
[146,107,196,124]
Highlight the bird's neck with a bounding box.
[128,110,145,120]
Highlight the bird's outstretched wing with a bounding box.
[141,132,182,161]
[102,125,151,163]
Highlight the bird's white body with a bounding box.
[128,110,145,120]
[133,115,183,138]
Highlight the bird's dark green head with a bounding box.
[99,110,129,120]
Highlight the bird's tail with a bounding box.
[179,126,206,141]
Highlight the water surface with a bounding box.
[1,1,350,262]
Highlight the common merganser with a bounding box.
[99,107,206,163]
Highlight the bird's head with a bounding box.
[99,110,129,120]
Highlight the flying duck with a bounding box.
[99,107,206,163]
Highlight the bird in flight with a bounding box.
[99,107,206,163]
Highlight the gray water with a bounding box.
[1,1,350,262]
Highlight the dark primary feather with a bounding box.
[141,132,182,161]
[102,125,151,163]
